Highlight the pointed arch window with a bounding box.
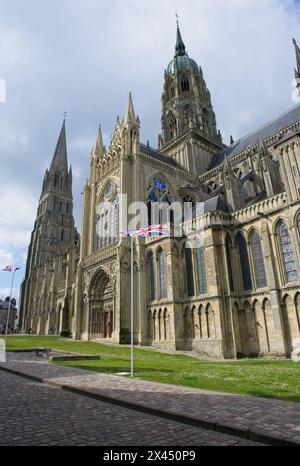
[147,177,172,227]
[277,221,298,282]
[181,77,190,92]
[225,236,234,292]
[185,246,195,297]
[159,251,167,299]
[170,85,175,99]
[236,233,252,291]
[196,246,207,295]
[250,231,267,288]
[96,182,119,250]
[149,254,157,301]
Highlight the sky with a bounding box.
[0,0,300,302]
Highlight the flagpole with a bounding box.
[130,235,134,378]
[5,268,16,344]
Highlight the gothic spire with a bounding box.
[293,38,300,77]
[258,133,268,154]
[125,92,136,123]
[94,125,104,155]
[50,119,68,174]
[175,21,186,57]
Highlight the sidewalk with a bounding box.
[1,352,299,446]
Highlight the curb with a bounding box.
[0,365,299,447]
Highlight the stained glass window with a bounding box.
[236,233,252,291]
[250,231,267,288]
[159,251,167,299]
[185,247,195,297]
[196,246,207,295]
[147,177,172,227]
[277,222,298,282]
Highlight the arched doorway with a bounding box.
[89,269,114,339]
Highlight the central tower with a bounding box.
[159,22,224,174]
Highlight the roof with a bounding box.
[210,104,300,169]
[140,143,180,168]
[203,195,229,214]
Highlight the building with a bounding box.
[20,25,300,358]
[0,298,17,333]
[19,122,80,335]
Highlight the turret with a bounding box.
[159,21,223,174]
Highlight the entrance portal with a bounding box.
[89,269,114,339]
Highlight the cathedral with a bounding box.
[19,24,300,359]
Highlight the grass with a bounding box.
[5,335,300,402]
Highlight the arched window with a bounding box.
[236,233,252,291]
[185,246,195,297]
[149,254,157,301]
[96,182,119,250]
[147,177,172,227]
[277,221,298,282]
[196,246,207,295]
[250,231,267,288]
[198,305,204,339]
[225,236,234,292]
[170,85,175,98]
[181,77,190,92]
[207,181,217,194]
[159,250,167,299]
[206,304,216,339]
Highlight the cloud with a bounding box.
[0,288,18,300]
[0,250,14,265]
[0,188,35,249]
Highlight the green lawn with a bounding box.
[5,336,300,402]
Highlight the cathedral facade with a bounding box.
[20,26,300,359]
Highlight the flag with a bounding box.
[1,266,20,272]
[126,225,173,238]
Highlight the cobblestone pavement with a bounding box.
[1,353,299,445]
[0,369,262,446]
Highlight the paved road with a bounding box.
[0,370,261,446]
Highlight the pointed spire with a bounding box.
[293,38,300,76]
[175,20,186,57]
[94,125,104,155]
[125,92,136,123]
[258,133,267,153]
[50,119,68,173]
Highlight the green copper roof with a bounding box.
[167,23,199,76]
[167,54,199,76]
